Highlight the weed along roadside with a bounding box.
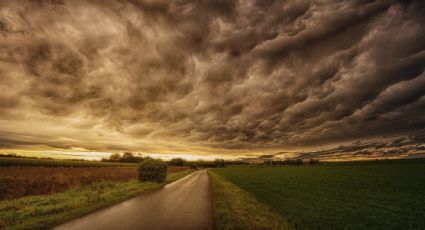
[208,170,293,230]
[0,158,193,230]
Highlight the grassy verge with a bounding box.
[209,171,294,230]
[0,170,193,230]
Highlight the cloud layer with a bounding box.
[0,0,424,157]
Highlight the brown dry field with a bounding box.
[0,166,190,200]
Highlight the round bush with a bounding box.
[138,158,167,183]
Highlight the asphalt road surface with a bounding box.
[53,170,213,230]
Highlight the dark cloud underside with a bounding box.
[0,0,424,157]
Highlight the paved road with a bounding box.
[53,170,213,230]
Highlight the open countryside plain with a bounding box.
[1,0,425,229]
[211,160,425,229]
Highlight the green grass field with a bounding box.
[212,160,425,229]
[0,156,135,167]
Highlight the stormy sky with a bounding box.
[0,0,424,159]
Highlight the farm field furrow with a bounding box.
[212,161,425,229]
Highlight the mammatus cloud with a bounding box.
[0,0,424,158]
[276,130,425,161]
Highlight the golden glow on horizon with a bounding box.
[0,150,249,161]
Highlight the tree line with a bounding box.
[102,152,227,168]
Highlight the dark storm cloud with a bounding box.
[284,131,425,161]
[0,0,424,157]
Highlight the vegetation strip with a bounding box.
[0,170,192,230]
[209,171,293,230]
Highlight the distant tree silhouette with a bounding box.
[169,158,186,166]
[214,159,226,168]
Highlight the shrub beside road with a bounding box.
[138,158,168,183]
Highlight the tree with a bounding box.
[214,159,226,168]
[294,159,303,165]
[169,158,186,166]
[109,153,121,162]
[309,159,320,164]
[121,152,137,163]
[102,152,145,163]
